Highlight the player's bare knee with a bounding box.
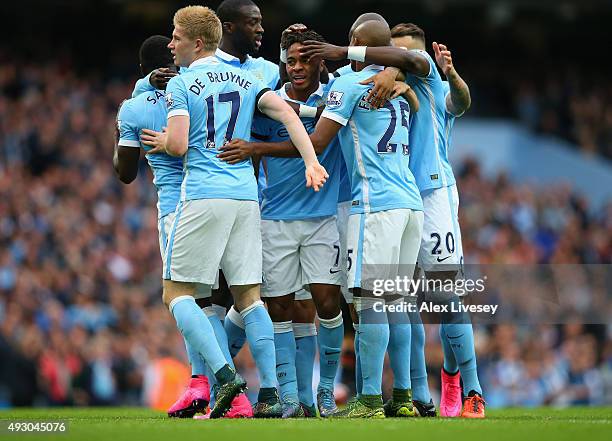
[231,284,261,311]
[265,295,294,322]
[293,299,316,323]
[162,280,196,308]
[310,284,341,319]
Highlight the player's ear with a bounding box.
[222,21,233,34]
[319,60,325,73]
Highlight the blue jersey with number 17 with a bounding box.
[166,56,270,202]
[321,65,422,215]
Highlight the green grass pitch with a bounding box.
[1,407,610,441]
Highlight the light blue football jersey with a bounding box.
[132,49,279,98]
[326,73,352,203]
[337,155,352,203]
[252,83,341,220]
[334,64,354,77]
[321,65,423,214]
[215,49,280,202]
[131,67,186,98]
[117,90,183,218]
[215,49,280,90]
[405,50,456,191]
[165,56,270,202]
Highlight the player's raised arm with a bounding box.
[299,22,430,77]
[256,91,328,190]
[433,41,471,115]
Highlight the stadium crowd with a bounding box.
[468,66,612,160]
[0,61,611,409]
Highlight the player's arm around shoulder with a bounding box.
[257,90,328,191]
[164,75,189,157]
[114,99,142,184]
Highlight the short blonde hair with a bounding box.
[173,6,222,52]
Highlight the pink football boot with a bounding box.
[168,376,210,418]
[440,369,462,417]
[225,394,253,418]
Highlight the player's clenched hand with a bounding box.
[359,68,397,109]
[305,162,328,192]
[217,139,255,164]
[299,41,347,61]
[149,68,178,90]
[433,42,454,77]
[141,128,167,154]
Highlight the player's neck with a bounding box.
[190,51,216,66]
[218,38,248,63]
[354,61,372,72]
[286,81,319,103]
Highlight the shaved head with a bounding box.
[349,13,388,41]
[352,20,391,47]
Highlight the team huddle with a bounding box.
[114,0,485,420]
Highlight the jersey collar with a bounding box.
[363,64,384,72]
[215,48,250,66]
[189,56,220,68]
[279,82,325,104]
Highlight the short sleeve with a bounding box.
[409,49,435,80]
[262,59,281,90]
[320,75,361,126]
[117,100,141,148]
[165,76,189,119]
[131,73,155,98]
[333,64,354,77]
[252,77,273,112]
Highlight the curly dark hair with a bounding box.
[281,29,326,51]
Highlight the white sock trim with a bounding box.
[240,300,264,319]
[212,304,226,321]
[273,320,293,333]
[318,312,343,329]
[227,305,245,329]
[169,295,195,314]
[293,322,317,338]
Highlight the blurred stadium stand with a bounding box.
[0,0,610,408]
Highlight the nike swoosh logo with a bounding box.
[436,256,452,262]
[329,268,342,274]
[324,350,341,356]
[447,334,464,339]
[276,362,289,368]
